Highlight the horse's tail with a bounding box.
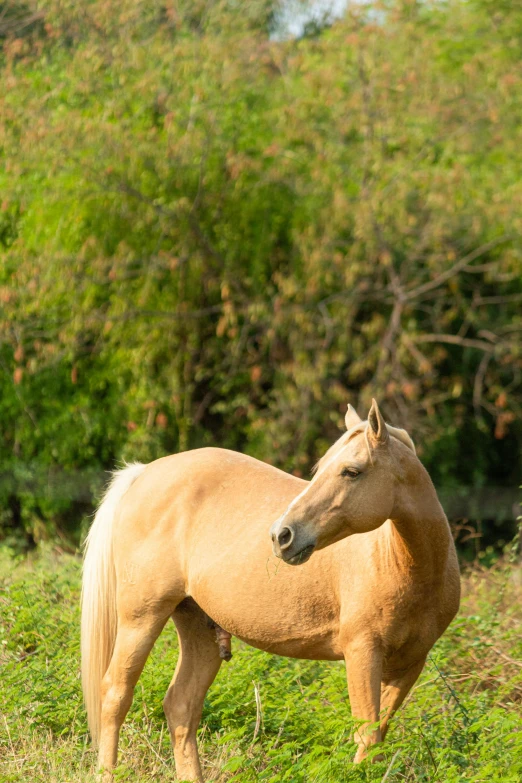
[81,462,146,744]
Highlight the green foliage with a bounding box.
[0,0,521,543]
[1,547,522,781]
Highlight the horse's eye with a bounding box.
[341,467,360,478]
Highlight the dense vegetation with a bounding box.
[1,0,521,545]
[1,545,521,782]
[1,7,520,780]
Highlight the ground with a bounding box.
[1,545,521,783]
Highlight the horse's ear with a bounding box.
[345,404,362,430]
[368,399,389,447]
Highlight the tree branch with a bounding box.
[404,235,513,301]
[411,332,510,353]
[412,334,497,351]
[474,293,522,305]
[473,350,494,418]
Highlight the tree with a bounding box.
[1,0,521,544]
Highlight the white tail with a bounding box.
[81,462,146,744]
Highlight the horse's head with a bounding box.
[270,399,416,565]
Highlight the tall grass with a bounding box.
[1,545,521,782]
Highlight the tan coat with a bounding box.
[81,400,460,781]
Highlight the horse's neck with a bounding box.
[387,467,452,577]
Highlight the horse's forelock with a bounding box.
[312,422,367,476]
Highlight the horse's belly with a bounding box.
[188,553,343,662]
[196,602,343,661]
[233,630,344,661]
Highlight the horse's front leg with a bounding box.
[380,657,426,740]
[343,637,384,763]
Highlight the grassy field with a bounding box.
[1,545,521,783]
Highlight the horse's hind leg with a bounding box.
[98,603,175,776]
[164,600,222,783]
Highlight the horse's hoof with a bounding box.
[353,747,385,764]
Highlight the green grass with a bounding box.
[1,545,521,783]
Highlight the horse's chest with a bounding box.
[376,582,442,658]
[339,573,438,651]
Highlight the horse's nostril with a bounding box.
[277,526,294,550]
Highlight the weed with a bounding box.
[1,545,521,782]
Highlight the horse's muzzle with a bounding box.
[270,519,316,565]
[284,543,316,565]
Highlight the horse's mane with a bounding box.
[313,421,415,477]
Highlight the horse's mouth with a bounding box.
[284,544,316,566]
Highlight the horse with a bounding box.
[81,400,460,781]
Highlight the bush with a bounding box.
[1,1,521,544]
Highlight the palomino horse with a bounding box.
[81,400,460,781]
